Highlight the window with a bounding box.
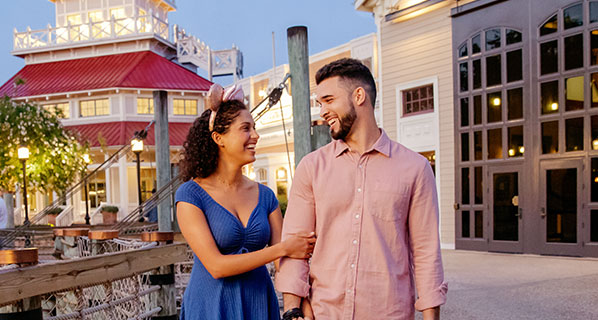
[564,4,583,30]
[540,14,558,36]
[173,99,198,115]
[565,34,583,70]
[43,102,69,118]
[110,8,126,19]
[540,40,558,75]
[137,98,154,114]
[256,168,268,185]
[485,29,501,50]
[402,84,434,116]
[80,99,109,117]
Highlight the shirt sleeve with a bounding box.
[408,160,448,311]
[174,182,204,212]
[275,156,315,297]
[264,185,280,215]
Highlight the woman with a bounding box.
[175,84,315,319]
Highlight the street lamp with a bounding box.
[17,146,29,226]
[131,138,143,218]
[82,154,91,225]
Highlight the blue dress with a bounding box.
[175,180,281,320]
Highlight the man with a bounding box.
[276,58,446,320]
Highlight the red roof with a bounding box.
[65,121,191,147]
[0,51,212,98]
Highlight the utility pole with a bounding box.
[287,26,311,166]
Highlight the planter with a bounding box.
[47,213,59,226]
[101,211,117,224]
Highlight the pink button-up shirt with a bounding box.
[276,130,447,319]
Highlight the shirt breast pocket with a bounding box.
[369,181,411,222]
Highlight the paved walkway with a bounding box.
[415,250,598,320]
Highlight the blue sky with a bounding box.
[0,0,376,85]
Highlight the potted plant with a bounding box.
[100,205,119,224]
[46,207,63,226]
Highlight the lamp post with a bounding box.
[17,146,29,225]
[131,138,143,218]
[82,153,91,225]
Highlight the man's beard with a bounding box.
[330,103,356,140]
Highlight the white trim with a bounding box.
[11,87,208,101]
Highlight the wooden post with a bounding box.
[4,193,14,229]
[0,248,42,319]
[88,230,119,255]
[57,228,89,258]
[311,121,331,151]
[287,26,311,167]
[141,231,177,319]
[154,90,172,232]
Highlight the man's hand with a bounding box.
[422,306,440,320]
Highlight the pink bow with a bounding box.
[207,83,244,131]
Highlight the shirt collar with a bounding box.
[333,129,391,158]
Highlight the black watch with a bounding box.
[282,307,304,320]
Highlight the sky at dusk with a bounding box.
[0,0,376,85]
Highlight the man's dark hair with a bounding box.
[315,58,376,107]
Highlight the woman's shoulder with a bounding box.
[175,179,205,202]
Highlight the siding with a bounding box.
[380,4,455,246]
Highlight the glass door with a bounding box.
[488,166,523,253]
[539,159,583,256]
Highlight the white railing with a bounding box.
[55,205,74,227]
[13,13,170,51]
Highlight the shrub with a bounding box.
[101,205,119,213]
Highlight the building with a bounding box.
[0,0,244,223]
[356,0,598,257]
[355,0,458,248]
[452,0,598,257]
[237,33,379,208]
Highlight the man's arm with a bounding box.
[408,161,447,314]
[276,158,317,314]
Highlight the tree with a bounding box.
[0,96,89,194]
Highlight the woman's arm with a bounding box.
[177,202,313,279]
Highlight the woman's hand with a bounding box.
[282,232,316,259]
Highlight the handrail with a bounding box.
[0,243,188,306]
[13,14,170,51]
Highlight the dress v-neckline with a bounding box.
[193,180,261,229]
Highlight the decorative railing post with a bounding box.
[141,231,177,319]
[89,230,119,255]
[54,228,89,259]
[0,248,41,319]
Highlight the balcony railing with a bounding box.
[13,14,170,52]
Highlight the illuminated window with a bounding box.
[402,84,434,116]
[137,98,154,114]
[110,8,126,19]
[88,11,103,22]
[256,168,268,185]
[80,99,109,117]
[43,102,70,118]
[67,14,82,41]
[173,99,198,115]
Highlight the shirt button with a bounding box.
[355,214,360,219]
[350,263,355,268]
[347,289,352,293]
[352,239,358,245]
[357,188,362,193]
[358,164,363,169]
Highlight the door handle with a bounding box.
[540,207,546,218]
[516,207,523,219]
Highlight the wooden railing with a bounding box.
[0,240,187,319]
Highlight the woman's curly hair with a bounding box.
[180,100,247,181]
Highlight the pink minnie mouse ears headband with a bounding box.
[207,83,245,132]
